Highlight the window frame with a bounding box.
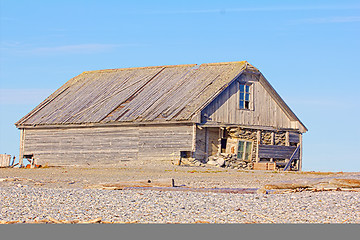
[238,82,253,110]
[236,140,253,161]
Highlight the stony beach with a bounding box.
[1,162,360,224]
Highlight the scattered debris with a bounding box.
[328,178,360,188]
[87,178,175,190]
[263,178,360,193]
[25,164,42,169]
[0,155,19,168]
[194,220,210,224]
[0,217,119,224]
[179,153,251,169]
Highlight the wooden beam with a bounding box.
[89,178,175,190]
[299,134,303,171]
[19,129,25,167]
[218,128,222,154]
[205,128,209,160]
[270,132,274,162]
[285,131,290,146]
[283,145,300,171]
[16,121,195,129]
[192,124,196,153]
[256,130,261,163]
[285,131,290,166]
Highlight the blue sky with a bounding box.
[1,0,359,171]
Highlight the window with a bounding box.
[239,83,251,109]
[237,140,252,161]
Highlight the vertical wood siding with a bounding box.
[207,128,220,156]
[201,74,292,129]
[194,127,206,160]
[23,125,193,166]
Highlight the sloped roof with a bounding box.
[15,61,306,131]
[16,61,254,126]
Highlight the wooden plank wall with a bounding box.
[23,124,193,166]
[23,127,139,166]
[258,145,300,159]
[201,73,292,129]
[0,154,11,167]
[289,131,300,143]
[207,127,220,156]
[194,127,206,160]
[138,125,193,162]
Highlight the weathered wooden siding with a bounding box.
[138,125,193,161]
[0,154,11,167]
[194,127,206,160]
[289,131,300,143]
[207,128,220,156]
[201,73,293,129]
[23,124,193,166]
[258,145,300,159]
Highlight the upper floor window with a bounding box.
[239,83,251,109]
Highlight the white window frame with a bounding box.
[236,140,253,161]
[238,82,253,110]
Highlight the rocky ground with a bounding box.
[1,162,360,224]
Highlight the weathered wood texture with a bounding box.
[201,73,294,129]
[16,62,251,126]
[138,125,193,161]
[90,178,175,190]
[258,145,300,159]
[0,154,11,167]
[289,131,300,143]
[207,127,220,156]
[253,162,276,170]
[194,127,206,160]
[22,125,193,166]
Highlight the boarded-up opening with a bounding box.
[207,127,220,156]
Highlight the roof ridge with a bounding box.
[201,61,248,66]
[82,63,197,75]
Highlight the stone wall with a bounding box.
[260,130,286,146]
[226,128,288,163]
[227,128,258,162]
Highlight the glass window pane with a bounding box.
[245,85,250,92]
[237,141,244,159]
[240,93,244,100]
[239,100,244,109]
[245,93,249,101]
[239,84,245,92]
[245,142,252,160]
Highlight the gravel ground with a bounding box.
[1,186,359,224]
[1,164,360,224]
[1,162,359,189]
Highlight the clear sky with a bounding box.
[1,0,359,171]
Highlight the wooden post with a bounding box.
[285,131,290,167]
[285,131,289,146]
[218,128,223,154]
[256,130,261,163]
[204,128,209,160]
[192,124,196,154]
[298,134,303,171]
[270,132,274,162]
[19,128,25,167]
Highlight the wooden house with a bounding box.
[15,61,307,170]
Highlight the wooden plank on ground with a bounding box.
[89,178,175,190]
